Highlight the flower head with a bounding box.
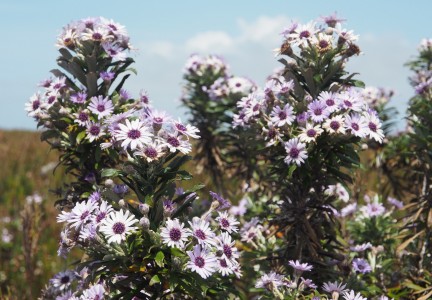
[186,244,218,279]
[352,258,372,274]
[284,138,308,166]
[160,218,190,249]
[115,119,153,150]
[99,209,138,244]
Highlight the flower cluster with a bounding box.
[160,195,241,279]
[234,79,384,166]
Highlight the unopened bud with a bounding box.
[104,179,114,188]
[139,203,150,215]
[118,199,126,207]
[139,217,150,230]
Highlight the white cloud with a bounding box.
[185,31,234,53]
[144,41,175,59]
[237,15,290,43]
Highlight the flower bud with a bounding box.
[139,217,150,230]
[118,199,126,207]
[104,179,114,188]
[139,203,150,215]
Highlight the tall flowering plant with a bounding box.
[181,55,259,191]
[26,17,241,299]
[233,15,385,279]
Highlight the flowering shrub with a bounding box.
[27,17,240,299]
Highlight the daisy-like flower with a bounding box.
[189,217,217,247]
[288,260,313,273]
[262,123,283,147]
[364,112,385,143]
[362,202,385,218]
[186,244,218,279]
[345,113,368,137]
[289,21,318,47]
[163,133,192,154]
[73,110,90,127]
[160,218,190,249]
[350,242,372,252]
[99,209,138,244]
[352,258,372,274]
[50,77,67,91]
[322,281,348,294]
[308,100,330,123]
[274,78,295,96]
[25,93,43,118]
[338,89,364,112]
[100,71,115,82]
[342,290,368,300]
[255,271,285,290]
[227,76,256,95]
[56,28,78,49]
[94,200,114,224]
[70,92,87,104]
[320,12,346,27]
[173,120,200,139]
[284,138,308,166]
[209,191,231,210]
[102,42,126,61]
[341,203,357,217]
[216,211,239,233]
[134,141,166,162]
[388,197,404,209]
[300,277,317,289]
[57,199,98,229]
[101,17,128,39]
[334,23,359,44]
[217,258,235,276]
[50,270,76,291]
[81,283,106,299]
[115,119,153,150]
[85,121,105,142]
[88,96,114,119]
[312,33,333,53]
[298,123,324,143]
[81,26,113,42]
[318,91,340,113]
[270,104,295,127]
[324,115,346,134]
[217,232,239,264]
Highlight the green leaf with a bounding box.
[76,130,86,144]
[149,275,160,286]
[101,168,120,178]
[154,251,165,268]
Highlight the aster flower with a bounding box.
[284,138,308,166]
[209,191,231,211]
[227,76,256,95]
[101,17,128,39]
[273,77,295,96]
[322,281,348,294]
[338,89,364,112]
[255,271,285,290]
[115,119,153,150]
[298,123,324,143]
[318,91,340,113]
[388,197,403,209]
[308,100,330,123]
[334,23,359,44]
[160,218,190,249]
[364,112,385,143]
[70,92,87,104]
[345,113,368,137]
[73,110,90,127]
[50,77,67,92]
[94,200,114,224]
[289,21,318,47]
[217,258,235,276]
[56,28,78,48]
[50,270,76,291]
[262,123,283,147]
[229,198,248,216]
[216,211,240,233]
[320,12,346,27]
[88,96,114,119]
[217,232,239,264]
[288,260,313,273]
[134,141,166,162]
[57,199,97,229]
[270,104,295,127]
[352,258,372,274]
[186,244,218,279]
[342,290,368,300]
[341,203,357,217]
[85,121,105,142]
[189,217,217,247]
[81,26,113,42]
[312,33,333,53]
[81,283,106,299]
[25,93,43,118]
[361,202,386,218]
[300,277,317,289]
[350,242,372,252]
[162,133,192,154]
[324,115,346,134]
[99,209,138,244]
[173,120,200,139]
[100,71,115,82]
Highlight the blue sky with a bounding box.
[1,1,431,130]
